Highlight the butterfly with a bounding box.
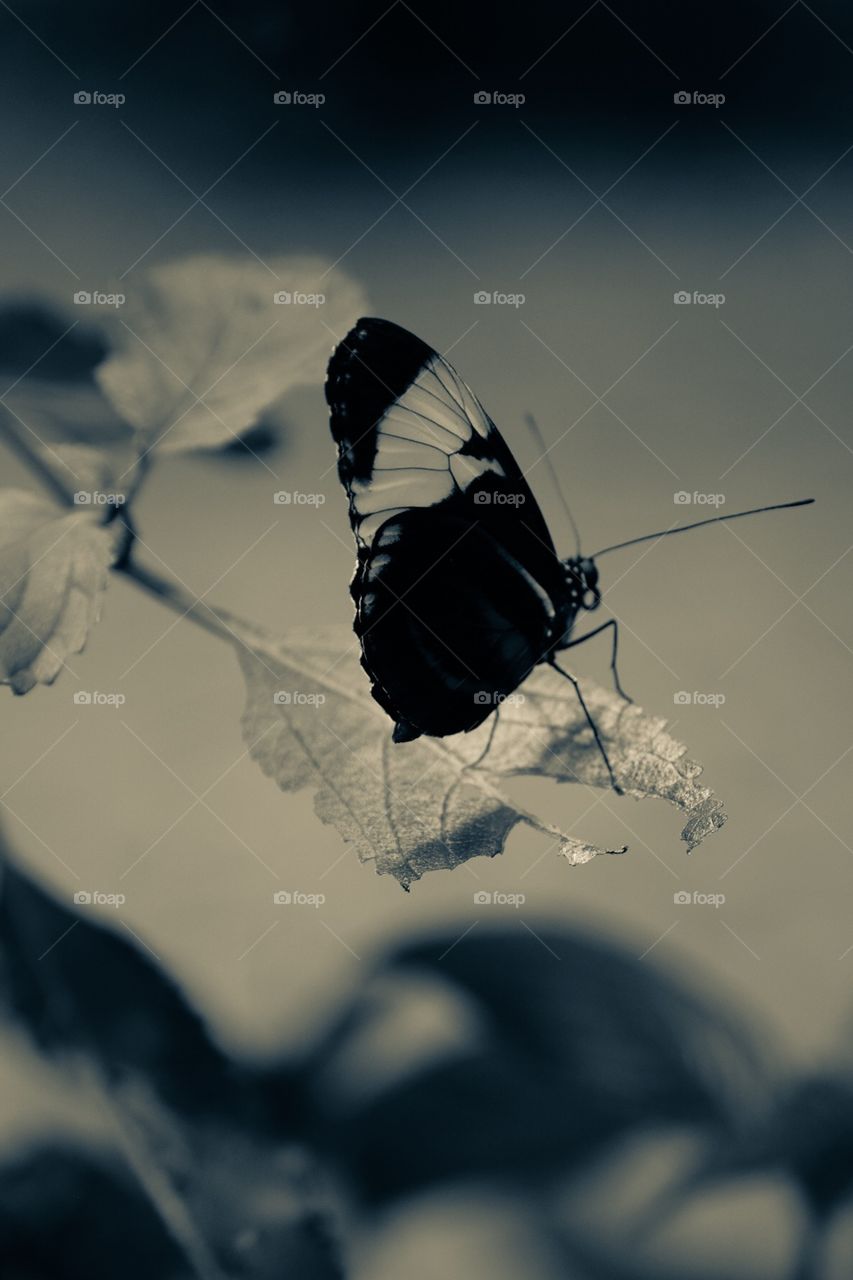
[326,317,813,793]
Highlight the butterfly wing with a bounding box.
[325,318,571,738]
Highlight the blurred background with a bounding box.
[0,2,852,1276]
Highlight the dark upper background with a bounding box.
[4,1,853,153]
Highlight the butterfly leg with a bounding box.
[558,618,633,703]
[548,657,624,795]
[467,704,501,770]
[439,707,501,846]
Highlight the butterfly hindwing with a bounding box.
[325,318,572,738]
[357,509,557,737]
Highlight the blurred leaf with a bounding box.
[36,442,116,496]
[218,419,280,456]
[96,253,366,453]
[0,489,119,694]
[0,857,240,1116]
[664,1075,853,1223]
[4,380,132,447]
[757,1077,853,1216]
[0,855,344,1279]
[0,1144,187,1280]
[235,624,723,888]
[0,300,107,383]
[304,925,764,1206]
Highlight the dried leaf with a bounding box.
[466,671,728,854]
[235,624,725,888]
[0,489,118,694]
[96,253,367,453]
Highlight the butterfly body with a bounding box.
[326,318,602,743]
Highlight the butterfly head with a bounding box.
[564,556,601,613]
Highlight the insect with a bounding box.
[326,317,813,793]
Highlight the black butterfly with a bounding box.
[326,317,812,793]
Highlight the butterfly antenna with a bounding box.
[524,414,582,555]
[592,498,814,557]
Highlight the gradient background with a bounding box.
[0,3,851,1270]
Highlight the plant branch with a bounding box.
[0,399,262,652]
[116,556,249,647]
[0,405,77,507]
